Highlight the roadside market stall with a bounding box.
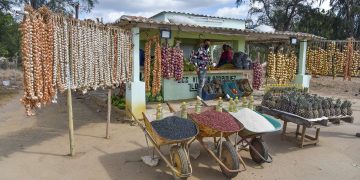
[115,12,324,119]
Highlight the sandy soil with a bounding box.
[0,77,359,180]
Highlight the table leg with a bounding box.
[300,126,306,148]
[315,128,320,145]
[296,125,300,139]
[282,121,288,140]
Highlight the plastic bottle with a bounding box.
[156,104,163,120]
[242,96,247,108]
[195,99,202,114]
[234,97,239,111]
[180,102,187,119]
[216,97,223,112]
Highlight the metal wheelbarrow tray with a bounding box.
[128,109,199,180]
[168,104,247,179]
[228,108,282,164]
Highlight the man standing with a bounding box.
[191,39,212,98]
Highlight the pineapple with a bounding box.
[312,102,319,118]
[340,100,348,116]
[275,99,282,110]
[328,98,335,116]
[289,100,297,114]
[318,102,324,117]
[322,99,331,117]
[305,103,314,119]
[335,99,342,116]
[296,98,306,117]
[268,100,276,109]
[347,101,353,116]
[281,96,290,112]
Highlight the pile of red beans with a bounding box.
[189,110,242,132]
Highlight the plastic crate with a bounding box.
[236,79,253,97]
[202,83,222,100]
[222,82,243,99]
[202,90,218,100]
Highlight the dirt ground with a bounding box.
[0,76,359,180]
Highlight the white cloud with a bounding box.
[214,5,250,19]
[314,0,331,11]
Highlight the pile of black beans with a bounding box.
[151,116,198,140]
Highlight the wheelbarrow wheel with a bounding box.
[170,146,190,180]
[218,141,240,179]
[250,138,269,164]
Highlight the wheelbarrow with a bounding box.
[228,108,282,164]
[127,109,199,180]
[167,103,246,179]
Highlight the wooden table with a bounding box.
[256,106,353,148]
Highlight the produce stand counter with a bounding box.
[256,106,354,148]
[162,69,252,101]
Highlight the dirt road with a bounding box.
[0,78,359,180]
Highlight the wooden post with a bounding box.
[106,89,111,139]
[67,89,75,156]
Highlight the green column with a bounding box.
[126,27,146,119]
[234,37,245,52]
[298,40,307,75]
[295,40,311,88]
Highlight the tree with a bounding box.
[319,0,360,38]
[15,0,98,14]
[295,6,347,39]
[0,0,13,12]
[236,0,316,31]
[0,11,20,58]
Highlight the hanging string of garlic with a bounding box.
[20,6,133,115]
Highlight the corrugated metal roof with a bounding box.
[116,15,324,40]
[151,11,246,21]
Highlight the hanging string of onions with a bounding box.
[20,6,133,115]
[161,41,184,81]
[172,41,184,81]
[306,39,360,80]
[266,47,298,84]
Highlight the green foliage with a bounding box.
[111,96,125,109]
[15,0,98,14]
[0,11,20,58]
[0,0,13,12]
[236,0,360,39]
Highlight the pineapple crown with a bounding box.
[327,98,334,108]
[322,99,329,108]
[347,101,352,108]
[336,99,342,106]
[341,100,351,108]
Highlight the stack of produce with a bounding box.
[252,61,262,90]
[266,48,297,84]
[144,36,162,96]
[20,6,133,115]
[161,43,172,79]
[172,41,184,81]
[261,89,353,119]
[266,48,276,80]
[161,41,184,81]
[151,116,198,140]
[189,109,241,132]
[307,39,360,80]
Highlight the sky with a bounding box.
[79,0,332,23]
